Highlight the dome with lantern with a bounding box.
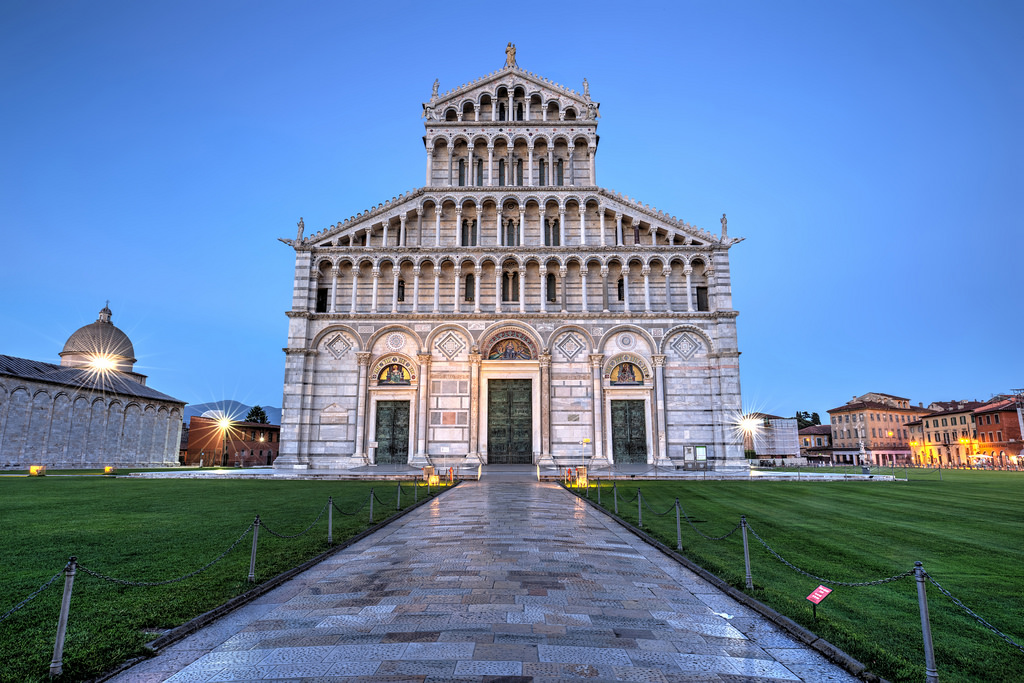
[59,304,145,382]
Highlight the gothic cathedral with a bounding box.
[278,50,746,471]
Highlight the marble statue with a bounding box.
[505,42,517,69]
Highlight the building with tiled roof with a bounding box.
[973,397,1023,468]
[799,424,833,463]
[827,393,931,465]
[909,400,985,466]
[0,306,184,469]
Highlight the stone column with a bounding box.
[495,269,503,313]
[642,266,651,312]
[412,266,421,314]
[487,145,494,186]
[467,150,473,186]
[706,268,716,312]
[600,265,609,312]
[581,268,589,312]
[616,213,623,245]
[455,207,462,246]
[382,220,389,247]
[663,267,673,311]
[391,269,400,313]
[370,267,380,312]
[518,210,525,246]
[684,266,693,312]
[415,353,431,464]
[547,148,554,185]
[525,98,531,121]
[540,353,553,464]
[415,208,423,248]
[567,144,575,186]
[350,271,359,312]
[559,266,568,313]
[653,355,669,464]
[354,352,371,462]
[622,269,631,313]
[507,91,513,121]
[425,149,432,186]
[518,266,526,313]
[434,206,441,247]
[579,206,587,246]
[590,353,607,465]
[312,270,321,311]
[399,215,407,247]
[469,352,482,461]
[527,145,534,185]
[476,208,483,246]
[558,208,566,246]
[474,266,482,313]
[599,208,606,247]
[539,266,548,313]
[447,143,454,186]
[330,267,339,313]
[497,210,504,247]
[433,268,441,313]
[453,267,461,314]
[588,144,596,185]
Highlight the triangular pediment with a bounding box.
[425,66,597,121]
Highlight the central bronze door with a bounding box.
[487,379,532,464]
[611,400,647,464]
[374,400,410,465]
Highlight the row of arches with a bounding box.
[427,135,594,188]
[317,198,702,250]
[312,258,713,316]
[0,383,181,467]
[433,85,587,123]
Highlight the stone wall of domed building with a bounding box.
[0,307,184,469]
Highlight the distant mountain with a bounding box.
[184,400,282,426]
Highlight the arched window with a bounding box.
[498,102,506,121]
[465,273,475,301]
[696,286,709,311]
[502,271,520,302]
[461,220,471,247]
[544,219,560,246]
[457,158,466,186]
[516,159,523,186]
[316,288,328,312]
[475,159,483,186]
[498,159,506,186]
[556,158,564,186]
[546,273,556,303]
[516,102,524,120]
[397,279,406,302]
[538,159,546,186]
[505,219,519,247]
[617,277,624,301]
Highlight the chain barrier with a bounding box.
[0,569,64,624]
[641,497,676,517]
[926,572,1024,654]
[261,501,329,539]
[77,522,254,587]
[331,496,370,517]
[747,524,915,587]
[618,490,639,504]
[680,507,742,541]
[372,490,387,505]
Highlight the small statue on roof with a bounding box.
[583,78,589,98]
[720,213,727,239]
[296,217,305,241]
[505,42,517,69]
[431,79,439,99]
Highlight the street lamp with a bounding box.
[217,416,232,467]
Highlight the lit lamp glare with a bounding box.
[29,465,46,476]
[88,355,118,372]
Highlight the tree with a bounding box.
[795,411,821,429]
[245,405,269,424]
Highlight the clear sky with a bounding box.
[2,1,1021,421]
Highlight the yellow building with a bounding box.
[827,392,930,466]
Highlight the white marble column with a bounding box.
[518,267,526,313]
[706,268,716,312]
[455,207,462,246]
[476,208,483,246]
[382,220,389,247]
[653,355,668,463]
[601,266,609,312]
[399,215,407,247]
[540,267,548,313]
[590,354,607,465]
[599,209,606,247]
[547,148,554,185]
[622,268,630,313]
[540,353,552,462]
[447,144,454,186]
[434,206,441,247]
[432,269,440,313]
[350,271,359,312]
[391,269,400,313]
[354,352,371,461]
[416,353,431,463]
[415,209,423,247]
[474,266,482,313]
[527,145,534,185]
[453,267,461,314]
[663,267,673,311]
[581,269,589,312]
[588,144,596,185]
[469,352,481,459]
[518,210,525,246]
[425,150,432,186]
[616,213,623,245]
[412,267,421,313]
[684,266,693,312]
[567,144,575,186]
[559,266,568,313]
[497,210,504,247]
[487,145,494,186]
[330,267,339,313]
[642,266,651,312]
[579,207,587,246]
[370,267,380,311]
[495,270,502,313]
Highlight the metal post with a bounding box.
[327,496,333,545]
[613,481,618,514]
[675,498,682,550]
[49,557,77,677]
[369,489,374,523]
[741,516,753,590]
[397,483,402,510]
[414,481,418,503]
[248,516,260,582]
[597,478,601,505]
[637,489,643,528]
[939,463,942,481]
[915,561,939,683]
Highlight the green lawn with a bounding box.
[574,469,1024,683]
[0,475,447,682]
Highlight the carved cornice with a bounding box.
[296,310,738,322]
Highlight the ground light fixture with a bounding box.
[29,465,46,476]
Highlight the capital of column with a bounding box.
[600,266,609,277]
[705,269,715,278]
[392,270,401,280]
[469,352,482,365]
[447,142,454,151]
[416,207,423,217]
[416,353,432,366]
[371,268,381,278]
[641,266,651,276]
[474,266,483,275]
[662,267,672,277]
[518,266,527,275]
[652,354,667,367]
[355,352,372,366]
[434,270,441,279]
[400,215,407,225]
[578,207,586,216]
[454,267,461,277]
[539,353,552,368]
[486,143,494,151]
[540,266,547,276]
[589,353,605,368]
[331,267,340,277]
[683,266,693,275]
[312,270,322,281]
[476,208,483,218]
[559,266,567,277]
[455,207,462,217]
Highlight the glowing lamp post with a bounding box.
[217,417,232,467]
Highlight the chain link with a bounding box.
[618,490,640,504]
[641,498,676,517]
[78,522,253,587]
[331,496,370,517]
[261,501,328,539]
[0,569,64,624]
[747,525,914,587]
[925,572,1024,654]
[680,507,742,542]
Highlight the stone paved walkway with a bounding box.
[111,479,858,682]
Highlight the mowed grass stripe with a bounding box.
[583,470,1023,683]
[0,477,436,682]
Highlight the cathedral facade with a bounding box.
[278,51,745,471]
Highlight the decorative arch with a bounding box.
[371,354,417,386]
[660,325,715,358]
[480,324,541,361]
[604,353,652,383]
[599,324,657,354]
[367,325,423,355]
[548,326,595,361]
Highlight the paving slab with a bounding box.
[108,480,859,682]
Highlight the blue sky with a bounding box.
[2,1,1021,420]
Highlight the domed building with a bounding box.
[0,305,184,469]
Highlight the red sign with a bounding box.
[807,585,833,604]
